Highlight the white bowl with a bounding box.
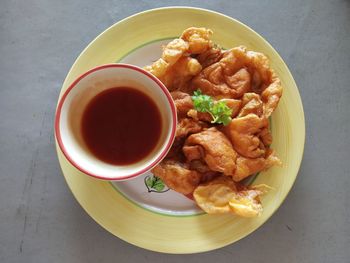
[55,63,177,180]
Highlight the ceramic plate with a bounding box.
[55,7,305,253]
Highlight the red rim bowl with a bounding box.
[55,63,177,181]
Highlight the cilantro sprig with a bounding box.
[191,90,232,125]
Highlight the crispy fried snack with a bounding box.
[162,39,189,66]
[222,98,243,118]
[236,94,273,147]
[224,113,269,158]
[187,109,212,122]
[144,38,188,76]
[176,118,206,138]
[232,150,282,182]
[144,27,215,91]
[196,45,223,68]
[148,27,283,217]
[238,93,263,117]
[261,77,283,118]
[167,118,207,159]
[183,127,237,176]
[193,176,269,217]
[192,46,282,117]
[160,57,202,91]
[152,159,201,195]
[144,38,188,85]
[192,65,251,99]
[180,27,213,54]
[171,91,193,118]
[144,39,202,91]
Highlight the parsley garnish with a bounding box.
[191,90,232,125]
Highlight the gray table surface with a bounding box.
[1,0,349,262]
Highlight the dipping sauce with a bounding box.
[81,87,162,165]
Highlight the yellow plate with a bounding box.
[55,7,305,253]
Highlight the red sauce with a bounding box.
[81,87,162,165]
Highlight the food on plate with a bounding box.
[232,150,281,182]
[183,127,237,176]
[191,46,282,111]
[196,45,224,68]
[224,113,269,158]
[238,93,263,117]
[171,91,193,118]
[193,176,270,217]
[180,27,213,54]
[147,27,283,217]
[144,28,212,91]
[152,159,201,195]
[176,118,206,138]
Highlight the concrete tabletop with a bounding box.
[1,0,349,262]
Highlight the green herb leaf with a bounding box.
[191,89,232,126]
[191,90,213,113]
[211,101,233,125]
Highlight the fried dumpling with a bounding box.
[196,45,224,68]
[183,127,237,176]
[176,118,207,138]
[232,150,282,182]
[145,27,215,91]
[152,159,201,195]
[171,91,193,118]
[193,176,269,217]
[224,113,268,158]
[191,46,282,116]
[180,27,213,54]
[238,93,264,117]
[157,56,202,91]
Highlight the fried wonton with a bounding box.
[193,176,269,217]
[152,159,201,195]
[191,46,282,117]
[180,27,213,54]
[144,27,214,91]
[238,93,264,117]
[224,113,269,158]
[232,150,282,182]
[183,127,237,176]
[196,45,224,68]
[167,118,207,159]
[146,27,283,218]
[176,118,207,138]
[171,91,193,118]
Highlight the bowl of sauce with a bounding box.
[55,64,177,180]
